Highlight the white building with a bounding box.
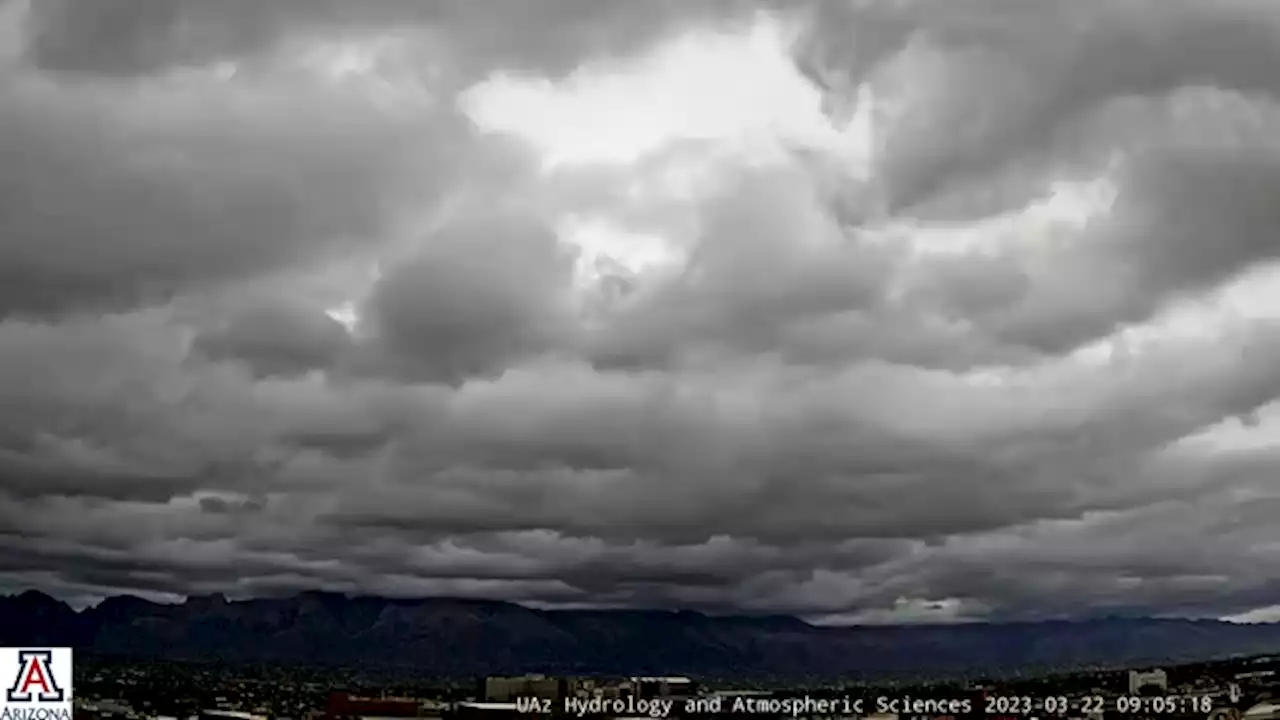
[1244,702,1280,720]
[630,677,694,698]
[200,712,265,720]
[1128,668,1168,694]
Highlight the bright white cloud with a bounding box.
[459,11,872,173]
[558,214,686,281]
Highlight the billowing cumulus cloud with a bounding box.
[2,0,1280,626]
[358,210,577,384]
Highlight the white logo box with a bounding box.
[0,648,73,720]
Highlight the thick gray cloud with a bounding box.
[358,211,577,384]
[20,0,757,81]
[1,0,1280,626]
[0,46,476,318]
[798,0,1280,209]
[192,298,353,379]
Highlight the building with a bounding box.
[630,677,695,699]
[76,701,137,720]
[324,692,422,719]
[447,703,526,720]
[481,676,567,703]
[1129,669,1169,694]
[1244,702,1280,720]
[200,711,268,720]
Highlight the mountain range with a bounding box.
[5,590,1280,680]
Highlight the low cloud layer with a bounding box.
[2,0,1280,625]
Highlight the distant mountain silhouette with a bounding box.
[4,590,1280,679]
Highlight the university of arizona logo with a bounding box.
[7,651,64,703]
[0,649,72,720]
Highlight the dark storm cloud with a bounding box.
[0,63,470,318]
[358,211,577,384]
[2,0,1280,625]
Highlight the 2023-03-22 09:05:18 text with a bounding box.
[984,692,1215,715]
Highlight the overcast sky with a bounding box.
[2,0,1280,626]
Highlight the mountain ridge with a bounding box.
[5,590,1280,680]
